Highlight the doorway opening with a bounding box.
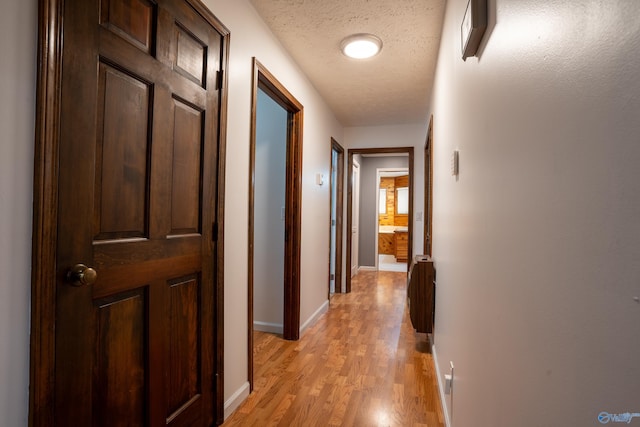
[346,148,414,292]
[329,138,344,295]
[252,88,286,334]
[248,58,304,390]
[376,168,410,273]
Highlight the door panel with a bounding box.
[170,98,204,236]
[93,290,147,427]
[100,0,156,54]
[175,25,207,86]
[94,61,152,241]
[53,0,223,425]
[167,275,201,418]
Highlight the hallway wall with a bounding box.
[206,0,344,416]
[430,1,640,426]
[0,1,37,425]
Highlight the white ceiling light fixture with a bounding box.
[341,33,383,59]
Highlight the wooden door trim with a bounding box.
[204,4,230,423]
[29,1,63,424]
[345,147,414,293]
[424,115,434,257]
[248,58,303,390]
[329,138,344,294]
[28,1,230,425]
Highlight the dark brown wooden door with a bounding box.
[54,0,223,425]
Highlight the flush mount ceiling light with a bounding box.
[340,33,383,59]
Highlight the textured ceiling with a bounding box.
[250,0,446,127]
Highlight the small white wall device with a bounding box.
[451,150,459,176]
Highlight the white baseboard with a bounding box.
[358,266,377,272]
[253,321,283,334]
[254,299,329,337]
[223,381,250,421]
[431,340,452,427]
[300,300,329,336]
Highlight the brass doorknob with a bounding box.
[67,264,98,287]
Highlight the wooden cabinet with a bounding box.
[378,233,394,255]
[394,231,408,261]
[407,255,435,334]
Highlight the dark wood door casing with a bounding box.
[30,0,229,425]
[248,57,304,390]
[424,116,434,257]
[329,138,344,294]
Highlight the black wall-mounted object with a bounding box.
[407,255,436,334]
[461,0,488,60]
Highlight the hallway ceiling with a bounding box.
[249,0,446,127]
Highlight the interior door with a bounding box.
[54,0,224,425]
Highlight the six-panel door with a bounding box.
[55,0,222,425]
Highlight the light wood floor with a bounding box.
[222,271,444,427]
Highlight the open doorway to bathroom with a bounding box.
[346,147,414,292]
[376,168,410,272]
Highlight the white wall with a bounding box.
[0,1,37,426]
[254,89,286,331]
[205,0,344,412]
[344,124,429,259]
[430,1,640,426]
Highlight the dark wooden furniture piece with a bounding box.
[407,255,436,333]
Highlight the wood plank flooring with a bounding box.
[222,271,444,427]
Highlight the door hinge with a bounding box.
[212,222,218,242]
[216,70,223,90]
[330,274,335,280]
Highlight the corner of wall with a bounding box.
[223,381,250,421]
[299,300,329,336]
[431,340,452,427]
